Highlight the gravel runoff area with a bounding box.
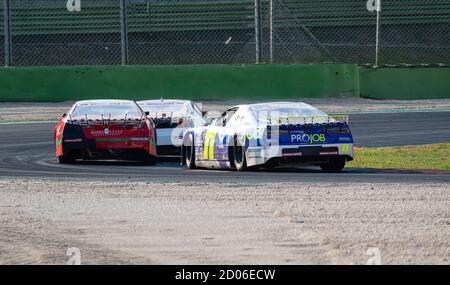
[0,178,448,265]
[1,98,450,122]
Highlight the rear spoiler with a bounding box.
[147,111,190,128]
[67,114,146,128]
[271,115,349,125]
[263,115,351,140]
[148,111,187,122]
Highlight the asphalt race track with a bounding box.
[350,112,450,147]
[0,112,449,183]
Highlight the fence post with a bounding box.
[119,0,129,65]
[374,0,381,67]
[255,0,262,63]
[269,0,273,63]
[4,0,12,66]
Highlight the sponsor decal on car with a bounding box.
[247,148,262,154]
[337,136,352,142]
[291,133,326,144]
[283,152,303,157]
[131,137,149,141]
[319,151,339,156]
[246,147,263,159]
[90,129,124,137]
[64,138,83,143]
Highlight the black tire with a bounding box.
[140,153,156,166]
[184,134,196,169]
[228,146,236,169]
[320,157,346,173]
[233,136,248,171]
[58,154,75,164]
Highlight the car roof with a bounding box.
[229,102,314,111]
[137,99,192,105]
[74,99,136,105]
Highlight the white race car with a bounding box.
[137,99,206,155]
[181,102,354,172]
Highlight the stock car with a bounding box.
[137,99,206,155]
[55,100,157,164]
[181,102,354,172]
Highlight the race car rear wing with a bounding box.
[264,114,352,145]
[147,111,188,128]
[67,114,146,128]
[271,114,349,125]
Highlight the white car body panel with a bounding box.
[137,99,205,152]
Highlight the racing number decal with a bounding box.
[203,130,217,160]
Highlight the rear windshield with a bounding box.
[249,104,330,124]
[251,106,327,117]
[140,102,191,117]
[71,102,142,119]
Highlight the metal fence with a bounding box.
[1,0,449,67]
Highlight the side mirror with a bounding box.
[61,113,67,118]
[145,111,150,116]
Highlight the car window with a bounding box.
[71,102,142,119]
[140,102,190,117]
[191,102,203,116]
[226,109,254,127]
[213,113,227,127]
[249,105,329,124]
[213,108,237,127]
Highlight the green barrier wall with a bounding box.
[0,64,359,102]
[360,67,450,100]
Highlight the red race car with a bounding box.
[55,100,157,164]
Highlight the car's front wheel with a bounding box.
[320,157,346,173]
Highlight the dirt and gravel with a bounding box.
[0,178,448,265]
[1,98,450,122]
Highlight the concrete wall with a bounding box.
[1,65,448,102]
[0,64,359,102]
[359,67,450,100]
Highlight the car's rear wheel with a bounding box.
[58,154,75,164]
[320,157,346,173]
[233,136,248,171]
[184,134,196,169]
[140,153,156,165]
[228,146,235,169]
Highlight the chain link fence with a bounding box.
[262,0,378,64]
[1,0,449,66]
[127,0,256,64]
[8,0,122,66]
